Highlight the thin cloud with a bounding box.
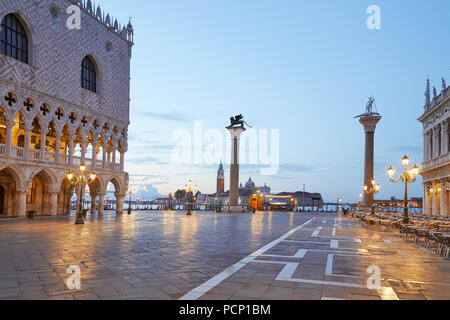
[141,111,189,122]
[278,163,316,173]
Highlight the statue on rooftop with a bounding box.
[442,78,447,90]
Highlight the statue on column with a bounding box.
[229,114,252,128]
[354,97,380,118]
[365,97,375,114]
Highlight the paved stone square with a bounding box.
[0,211,448,300]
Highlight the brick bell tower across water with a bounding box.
[217,160,224,194]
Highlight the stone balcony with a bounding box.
[422,152,450,172]
[0,143,122,172]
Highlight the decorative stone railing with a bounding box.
[10,146,24,158]
[423,152,450,170]
[0,146,121,172]
[30,149,40,160]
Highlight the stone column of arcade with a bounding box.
[226,125,246,212]
[359,115,382,209]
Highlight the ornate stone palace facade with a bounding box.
[419,78,450,216]
[0,0,133,217]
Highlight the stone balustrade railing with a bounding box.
[0,144,121,172]
[423,152,450,170]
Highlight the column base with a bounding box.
[225,206,248,213]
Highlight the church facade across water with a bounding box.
[208,162,323,209]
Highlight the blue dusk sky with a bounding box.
[102,0,449,202]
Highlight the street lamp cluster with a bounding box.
[127,186,136,215]
[363,179,380,214]
[364,180,381,194]
[185,179,198,216]
[67,164,96,225]
[387,155,420,224]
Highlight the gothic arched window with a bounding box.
[1,14,29,64]
[81,56,97,93]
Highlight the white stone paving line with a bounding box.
[252,260,399,300]
[178,218,316,300]
[311,226,323,237]
[260,249,308,259]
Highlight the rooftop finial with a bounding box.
[127,17,134,42]
[442,78,447,90]
[68,0,132,43]
[425,78,431,105]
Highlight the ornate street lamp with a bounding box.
[185,180,197,216]
[363,179,381,214]
[67,164,96,225]
[127,186,136,215]
[336,198,343,213]
[387,155,420,224]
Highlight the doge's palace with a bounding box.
[0,0,133,217]
[419,78,450,216]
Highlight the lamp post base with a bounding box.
[127,207,132,215]
[75,217,85,225]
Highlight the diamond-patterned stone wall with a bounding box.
[0,0,131,124]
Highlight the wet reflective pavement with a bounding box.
[0,211,448,300]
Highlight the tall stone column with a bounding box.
[359,115,382,208]
[433,127,439,158]
[444,122,449,155]
[120,151,125,172]
[102,145,107,169]
[116,194,124,214]
[226,126,246,207]
[80,138,86,164]
[441,123,447,155]
[440,181,446,216]
[17,191,27,218]
[424,132,427,162]
[54,133,61,163]
[98,193,105,215]
[5,120,15,157]
[92,139,98,169]
[40,127,48,161]
[90,193,97,214]
[24,125,31,160]
[68,138,74,165]
[432,183,439,216]
[423,184,428,215]
[50,192,58,216]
